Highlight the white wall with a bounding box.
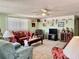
[30,15,75,39]
[39,15,74,32]
[0,14,7,33]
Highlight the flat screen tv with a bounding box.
[49,29,57,34]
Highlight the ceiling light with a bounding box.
[42,13,47,16]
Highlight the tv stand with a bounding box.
[48,29,58,41]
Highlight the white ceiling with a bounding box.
[0,0,79,17]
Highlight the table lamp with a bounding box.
[63,36,79,59]
[3,30,14,41]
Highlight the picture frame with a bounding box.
[58,22,64,27]
[43,22,46,26]
[37,19,41,22]
[32,23,35,27]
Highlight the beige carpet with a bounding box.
[32,39,66,59]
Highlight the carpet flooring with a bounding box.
[32,39,66,59]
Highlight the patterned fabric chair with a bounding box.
[0,40,33,59]
[52,36,79,59]
[60,30,73,42]
[52,47,69,59]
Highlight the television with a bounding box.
[48,29,58,41]
[49,29,57,34]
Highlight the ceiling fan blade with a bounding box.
[31,7,64,16]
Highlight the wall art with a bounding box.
[58,22,64,27]
[32,22,35,27]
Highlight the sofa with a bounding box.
[0,40,33,59]
[12,31,32,45]
[52,36,79,59]
[11,30,44,46]
[12,30,44,46]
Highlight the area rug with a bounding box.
[32,39,66,59]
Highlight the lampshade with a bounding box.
[3,30,14,38]
[63,36,79,59]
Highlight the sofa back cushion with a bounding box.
[12,31,26,38]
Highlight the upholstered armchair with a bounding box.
[35,29,44,39]
[0,40,33,59]
[52,36,79,59]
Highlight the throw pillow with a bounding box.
[24,40,28,47]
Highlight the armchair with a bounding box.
[27,29,44,46]
[52,36,79,59]
[35,29,44,39]
[0,40,33,59]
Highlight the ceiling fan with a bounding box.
[32,8,64,16]
[32,8,52,16]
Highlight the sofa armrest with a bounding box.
[16,46,33,59]
[19,37,28,40]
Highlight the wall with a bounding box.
[74,16,79,36]
[30,15,75,39]
[0,14,76,38]
[38,15,74,32]
[28,18,38,33]
[0,14,31,34]
[0,14,75,39]
[0,14,7,33]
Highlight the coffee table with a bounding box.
[28,37,43,46]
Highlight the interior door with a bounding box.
[77,19,79,35]
[75,18,79,36]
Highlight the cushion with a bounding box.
[24,40,28,47]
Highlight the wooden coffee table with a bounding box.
[28,37,43,46]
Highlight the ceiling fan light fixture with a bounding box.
[42,13,47,16]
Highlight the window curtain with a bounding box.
[7,17,29,31]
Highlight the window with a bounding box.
[7,17,29,31]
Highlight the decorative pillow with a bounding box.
[24,40,29,47]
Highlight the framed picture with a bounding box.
[32,23,35,27]
[43,22,46,26]
[37,19,41,22]
[52,19,54,26]
[58,22,64,27]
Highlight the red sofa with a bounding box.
[10,30,44,46]
[12,31,32,45]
